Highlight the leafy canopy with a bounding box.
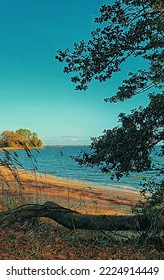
[75,94,163,179]
[0,129,43,149]
[56,0,164,179]
[56,0,164,102]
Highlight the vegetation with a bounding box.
[56,0,164,175]
[56,0,163,96]
[56,0,164,247]
[0,0,163,259]
[0,144,163,259]
[0,149,163,259]
[1,221,163,260]
[0,128,43,149]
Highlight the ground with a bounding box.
[0,166,163,260]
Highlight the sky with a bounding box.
[0,0,150,145]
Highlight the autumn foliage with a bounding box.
[0,128,43,149]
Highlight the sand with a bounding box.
[0,165,142,215]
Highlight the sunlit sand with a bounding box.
[0,166,142,215]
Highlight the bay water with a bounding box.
[1,146,163,193]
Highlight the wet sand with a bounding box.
[0,165,142,215]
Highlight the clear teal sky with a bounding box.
[0,0,149,145]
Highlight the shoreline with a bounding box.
[0,144,88,151]
[0,146,43,151]
[0,146,141,194]
[0,165,142,215]
[26,168,140,194]
[0,146,145,195]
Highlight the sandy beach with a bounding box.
[0,165,142,215]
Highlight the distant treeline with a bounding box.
[0,128,43,149]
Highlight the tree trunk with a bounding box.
[0,201,156,231]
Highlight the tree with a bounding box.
[0,131,21,148]
[55,0,164,244]
[56,0,163,99]
[16,129,43,148]
[74,94,164,180]
[0,0,163,247]
[30,131,43,147]
[55,0,164,177]
[16,128,32,141]
[0,129,43,148]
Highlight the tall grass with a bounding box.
[0,146,163,259]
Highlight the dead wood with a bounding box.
[0,201,157,231]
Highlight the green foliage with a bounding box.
[56,0,164,177]
[0,128,43,149]
[74,94,164,179]
[56,0,164,246]
[132,180,164,248]
[56,0,164,100]
[16,128,32,140]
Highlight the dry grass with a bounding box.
[1,219,163,260]
[0,165,141,215]
[0,165,163,260]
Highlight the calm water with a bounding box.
[1,146,163,192]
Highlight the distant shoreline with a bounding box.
[44,144,89,148]
[0,145,88,151]
[0,146,43,151]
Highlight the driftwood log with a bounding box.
[0,201,162,231]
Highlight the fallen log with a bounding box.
[0,201,161,231]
